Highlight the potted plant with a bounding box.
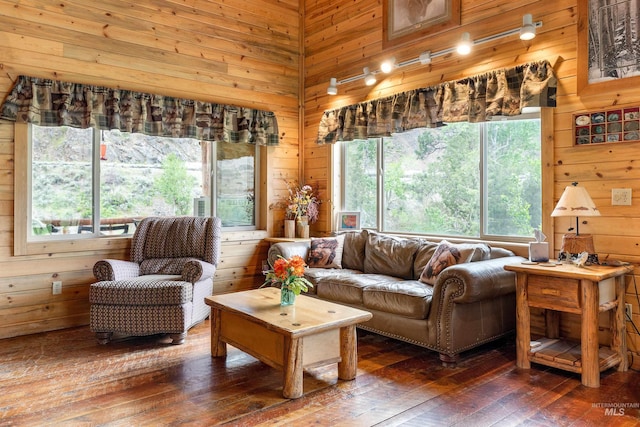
[285,183,320,238]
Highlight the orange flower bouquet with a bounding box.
[263,255,313,305]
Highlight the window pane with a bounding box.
[31,125,93,237]
[216,141,255,227]
[485,119,541,236]
[382,125,480,236]
[100,130,204,234]
[29,125,256,239]
[343,139,377,228]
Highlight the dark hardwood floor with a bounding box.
[1,320,638,426]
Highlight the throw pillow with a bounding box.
[419,240,488,284]
[307,235,345,269]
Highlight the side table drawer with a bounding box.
[528,275,580,311]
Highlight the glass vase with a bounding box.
[280,286,296,306]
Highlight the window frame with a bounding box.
[337,108,554,245]
[14,123,262,256]
[211,139,261,230]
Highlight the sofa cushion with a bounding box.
[419,240,490,284]
[135,216,211,261]
[307,235,345,269]
[304,268,362,295]
[364,231,421,280]
[140,257,199,276]
[363,280,433,320]
[341,230,367,271]
[90,277,191,305]
[315,273,390,305]
[489,246,515,259]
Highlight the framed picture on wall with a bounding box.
[383,0,460,48]
[338,212,360,231]
[577,0,640,95]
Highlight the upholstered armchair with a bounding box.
[89,216,222,344]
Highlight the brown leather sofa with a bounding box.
[268,230,525,365]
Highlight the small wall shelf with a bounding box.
[574,107,640,145]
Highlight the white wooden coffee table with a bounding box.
[204,287,372,398]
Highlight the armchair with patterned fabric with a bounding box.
[89,216,222,344]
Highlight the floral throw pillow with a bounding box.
[419,240,489,284]
[307,235,345,269]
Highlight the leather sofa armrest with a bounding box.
[433,256,527,304]
[267,241,311,267]
[182,259,216,283]
[93,260,140,281]
[427,255,526,356]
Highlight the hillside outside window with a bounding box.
[341,115,542,240]
[26,124,258,240]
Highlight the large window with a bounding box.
[28,124,257,239]
[341,115,541,240]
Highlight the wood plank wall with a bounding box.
[303,0,640,368]
[0,0,302,339]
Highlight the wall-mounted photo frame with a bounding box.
[383,0,460,49]
[338,212,360,231]
[577,0,640,96]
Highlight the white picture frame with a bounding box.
[338,212,360,231]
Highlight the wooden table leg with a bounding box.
[581,279,599,388]
[612,275,628,372]
[210,308,227,357]
[545,310,560,339]
[515,272,531,369]
[283,336,303,399]
[338,325,357,380]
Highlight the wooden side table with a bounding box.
[504,262,633,387]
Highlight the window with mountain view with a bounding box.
[341,115,541,239]
[29,124,257,239]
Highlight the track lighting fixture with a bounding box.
[363,67,376,86]
[519,14,536,40]
[326,14,542,94]
[380,57,396,73]
[419,51,432,65]
[456,32,473,55]
[327,77,338,95]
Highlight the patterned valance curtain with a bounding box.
[317,60,556,144]
[0,75,279,145]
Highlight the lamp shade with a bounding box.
[551,183,600,217]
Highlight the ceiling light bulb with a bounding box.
[380,57,396,73]
[457,32,473,55]
[327,77,338,95]
[519,14,536,40]
[419,51,432,65]
[363,67,376,86]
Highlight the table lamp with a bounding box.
[551,182,600,263]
